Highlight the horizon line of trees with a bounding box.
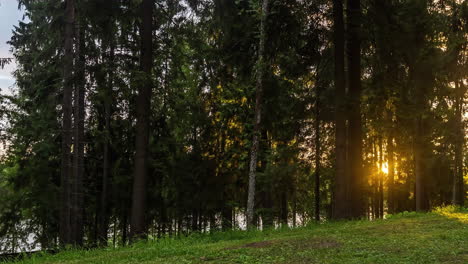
[0,0,466,252]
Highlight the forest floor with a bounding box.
[5,206,468,264]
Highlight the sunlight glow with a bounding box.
[381,162,389,174]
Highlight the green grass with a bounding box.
[7,206,468,264]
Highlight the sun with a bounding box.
[381,162,389,174]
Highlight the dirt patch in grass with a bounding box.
[355,221,413,234]
[438,251,468,264]
[284,237,341,250]
[224,240,274,250]
[223,237,340,254]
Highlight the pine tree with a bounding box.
[332,0,348,219]
[130,0,154,240]
[60,0,75,246]
[246,0,269,229]
[346,0,364,218]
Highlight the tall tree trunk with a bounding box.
[98,4,117,246]
[292,191,297,227]
[121,211,128,246]
[387,129,395,214]
[332,0,348,220]
[371,138,377,219]
[378,138,384,219]
[246,0,269,229]
[112,218,117,248]
[221,202,233,231]
[60,0,75,247]
[191,210,199,232]
[453,80,465,206]
[130,0,153,240]
[314,85,321,221]
[346,0,364,218]
[281,190,288,227]
[220,134,233,231]
[259,130,273,228]
[412,64,430,212]
[98,44,114,246]
[414,116,429,211]
[72,12,85,246]
[209,214,217,233]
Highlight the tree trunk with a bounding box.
[60,0,74,247]
[346,0,364,218]
[281,191,288,227]
[292,192,297,227]
[387,129,395,214]
[378,138,384,219]
[452,80,465,206]
[261,193,274,228]
[191,210,198,232]
[412,64,430,212]
[314,85,321,221]
[98,44,114,246]
[332,0,348,220]
[130,0,153,241]
[414,116,429,211]
[121,211,128,246]
[246,0,269,229]
[371,138,377,219]
[259,129,273,228]
[72,13,85,246]
[209,214,217,233]
[113,218,117,248]
[221,203,233,231]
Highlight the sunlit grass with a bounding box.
[433,205,468,223]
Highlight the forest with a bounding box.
[0,0,466,255]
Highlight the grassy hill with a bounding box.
[6,207,468,264]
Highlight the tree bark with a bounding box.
[246,0,269,229]
[221,204,232,231]
[412,63,430,212]
[121,211,128,246]
[414,116,429,211]
[314,85,321,221]
[452,80,465,206]
[98,43,114,246]
[130,0,153,240]
[259,130,273,228]
[371,138,377,219]
[281,190,288,227]
[347,0,364,218]
[387,129,395,214]
[378,138,384,219]
[72,12,85,246]
[60,0,75,247]
[332,0,348,220]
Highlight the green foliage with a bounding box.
[0,58,12,69]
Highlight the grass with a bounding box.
[6,206,468,264]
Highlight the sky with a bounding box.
[0,1,24,94]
